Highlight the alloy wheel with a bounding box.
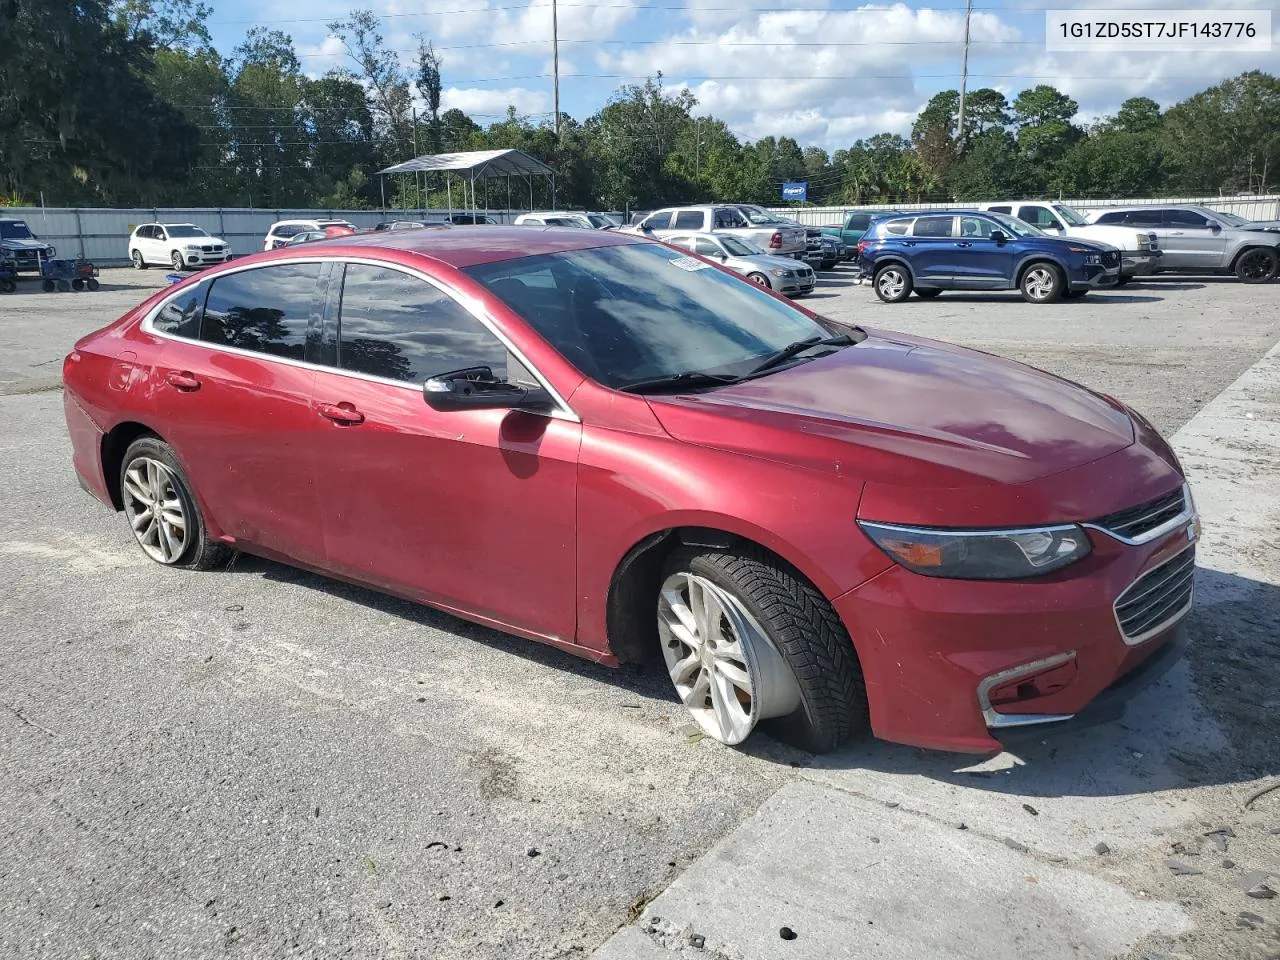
[1024,266,1056,301]
[1237,248,1276,283]
[876,268,906,300]
[122,457,188,564]
[657,571,800,745]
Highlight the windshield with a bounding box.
[166,225,209,238]
[738,206,786,226]
[988,213,1042,237]
[1052,204,1090,226]
[0,221,34,240]
[464,242,844,389]
[1213,211,1246,226]
[719,236,763,256]
[588,214,619,228]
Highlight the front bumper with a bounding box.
[183,250,230,266]
[1070,263,1121,290]
[1121,249,1162,277]
[833,514,1197,754]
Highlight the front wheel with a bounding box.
[1235,247,1279,283]
[131,249,147,270]
[120,437,231,570]
[746,272,771,289]
[86,277,100,291]
[657,546,868,752]
[1020,263,1064,303]
[171,251,186,272]
[873,264,911,303]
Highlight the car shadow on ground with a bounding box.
[884,292,1168,306]
[219,553,1276,799]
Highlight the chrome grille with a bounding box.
[1092,487,1186,541]
[1102,250,1121,267]
[1114,546,1194,645]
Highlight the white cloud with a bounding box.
[441,85,550,116]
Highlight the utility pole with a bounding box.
[552,0,561,140]
[956,0,972,151]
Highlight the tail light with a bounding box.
[856,240,867,258]
[769,231,782,249]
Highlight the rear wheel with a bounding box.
[915,288,943,299]
[873,264,911,303]
[1235,247,1278,283]
[0,278,15,293]
[120,437,230,570]
[657,545,868,753]
[131,249,147,270]
[86,278,100,291]
[1020,262,1064,303]
[747,272,771,289]
[55,278,71,292]
[41,279,55,292]
[72,279,85,291]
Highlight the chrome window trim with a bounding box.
[1112,541,1196,647]
[976,652,1077,728]
[139,255,581,424]
[1083,483,1196,546]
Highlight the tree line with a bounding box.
[3,0,1278,211]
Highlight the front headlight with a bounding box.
[770,268,786,277]
[858,521,1092,579]
[46,246,56,258]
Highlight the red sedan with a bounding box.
[62,228,1199,754]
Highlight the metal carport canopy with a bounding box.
[377,149,553,178]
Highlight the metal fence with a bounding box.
[4,195,1278,263]
[764,196,1280,226]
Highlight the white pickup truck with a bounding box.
[976,201,1162,284]
[622,205,808,259]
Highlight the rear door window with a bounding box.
[334,264,510,384]
[201,263,325,359]
[673,210,705,230]
[153,279,211,339]
[847,214,871,230]
[912,216,955,238]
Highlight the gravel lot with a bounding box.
[1,264,1278,959]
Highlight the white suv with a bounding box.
[129,223,229,271]
[263,219,357,250]
[977,201,1161,283]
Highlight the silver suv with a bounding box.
[1087,205,1279,282]
[624,205,807,258]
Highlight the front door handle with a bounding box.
[955,241,973,247]
[319,402,365,426]
[166,371,200,391]
[903,241,917,246]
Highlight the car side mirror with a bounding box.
[990,229,1008,244]
[423,366,553,413]
[1210,222,1222,233]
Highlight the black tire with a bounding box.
[1235,247,1278,284]
[119,437,231,571]
[55,278,71,292]
[86,277,100,291]
[1064,289,1088,299]
[131,249,147,270]
[1115,274,1132,286]
[41,279,55,292]
[1019,261,1064,303]
[171,250,185,272]
[914,288,943,299]
[746,272,771,289]
[0,278,14,293]
[662,545,868,753]
[873,263,912,303]
[72,278,85,291]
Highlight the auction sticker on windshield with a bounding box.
[1046,10,1271,52]
[669,256,711,272]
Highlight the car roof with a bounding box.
[312,224,644,268]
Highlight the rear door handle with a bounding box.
[956,241,973,248]
[319,402,365,426]
[166,371,200,391]
[903,241,917,246]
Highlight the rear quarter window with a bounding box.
[153,280,210,340]
[881,221,910,236]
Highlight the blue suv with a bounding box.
[858,211,1121,304]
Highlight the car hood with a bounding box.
[1025,234,1115,254]
[646,330,1136,489]
[1,237,49,251]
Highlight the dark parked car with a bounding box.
[820,209,905,260]
[0,218,56,273]
[859,211,1121,303]
[64,228,1195,754]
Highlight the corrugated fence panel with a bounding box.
[765,196,1280,225]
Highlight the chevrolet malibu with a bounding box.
[63,228,1198,754]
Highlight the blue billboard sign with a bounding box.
[781,181,808,201]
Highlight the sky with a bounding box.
[203,0,1280,151]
